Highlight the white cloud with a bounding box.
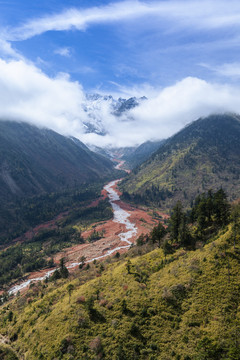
[200,62,240,78]
[0,59,87,136]
[1,59,240,148]
[107,81,159,99]
[127,77,240,143]
[0,39,22,59]
[5,1,240,42]
[54,47,71,57]
[74,77,240,147]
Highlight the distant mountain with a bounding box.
[90,139,164,169]
[113,96,147,116]
[0,121,114,203]
[122,139,166,169]
[82,94,147,135]
[121,114,240,209]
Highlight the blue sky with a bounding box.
[1,0,240,146]
[2,0,240,93]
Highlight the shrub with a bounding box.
[99,299,108,307]
[78,316,89,328]
[89,336,102,354]
[76,296,85,304]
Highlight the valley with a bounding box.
[0,115,239,360]
[7,164,168,296]
[1,3,240,358]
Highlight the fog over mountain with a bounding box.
[1,59,240,147]
[1,1,240,146]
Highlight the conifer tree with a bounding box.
[151,222,167,247]
[170,201,184,241]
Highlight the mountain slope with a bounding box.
[1,216,239,360]
[122,139,165,169]
[121,114,240,209]
[0,120,114,202]
[0,121,116,240]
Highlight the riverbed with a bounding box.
[9,178,137,295]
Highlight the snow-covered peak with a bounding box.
[82,94,147,135]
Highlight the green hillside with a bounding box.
[0,120,114,201]
[0,345,18,360]
[1,198,239,360]
[0,121,118,240]
[121,114,240,210]
[123,140,165,169]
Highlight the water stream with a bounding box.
[8,178,137,295]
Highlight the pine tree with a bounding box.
[213,189,230,226]
[170,201,184,241]
[162,239,172,260]
[59,257,69,278]
[151,222,167,247]
[67,284,74,304]
[178,214,192,247]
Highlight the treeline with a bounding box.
[0,244,50,288]
[0,181,107,244]
[61,199,112,226]
[122,185,173,206]
[137,189,238,253]
[0,227,80,288]
[0,200,112,289]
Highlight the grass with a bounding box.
[0,223,239,359]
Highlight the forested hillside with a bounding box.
[121,114,240,210]
[0,121,113,201]
[122,139,165,169]
[0,121,117,240]
[1,192,239,360]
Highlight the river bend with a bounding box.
[9,179,137,295]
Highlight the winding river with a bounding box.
[8,178,137,295]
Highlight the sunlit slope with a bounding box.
[1,223,240,359]
[121,114,240,209]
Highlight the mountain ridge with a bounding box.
[82,94,147,136]
[0,120,114,201]
[1,206,239,359]
[121,113,240,209]
[0,120,117,240]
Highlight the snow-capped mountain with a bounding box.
[82,94,147,135]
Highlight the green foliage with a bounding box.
[87,228,105,242]
[150,221,166,247]
[1,181,112,244]
[166,189,231,248]
[67,284,74,303]
[169,201,184,241]
[162,238,173,259]
[1,214,240,359]
[191,189,230,228]
[196,336,223,359]
[0,196,113,288]
[121,114,240,210]
[0,346,18,360]
[0,120,118,240]
[49,257,69,282]
[0,192,239,360]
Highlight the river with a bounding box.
[8,178,137,295]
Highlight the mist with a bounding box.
[1,59,240,147]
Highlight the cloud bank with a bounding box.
[0,59,87,136]
[1,59,240,147]
[5,0,240,42]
